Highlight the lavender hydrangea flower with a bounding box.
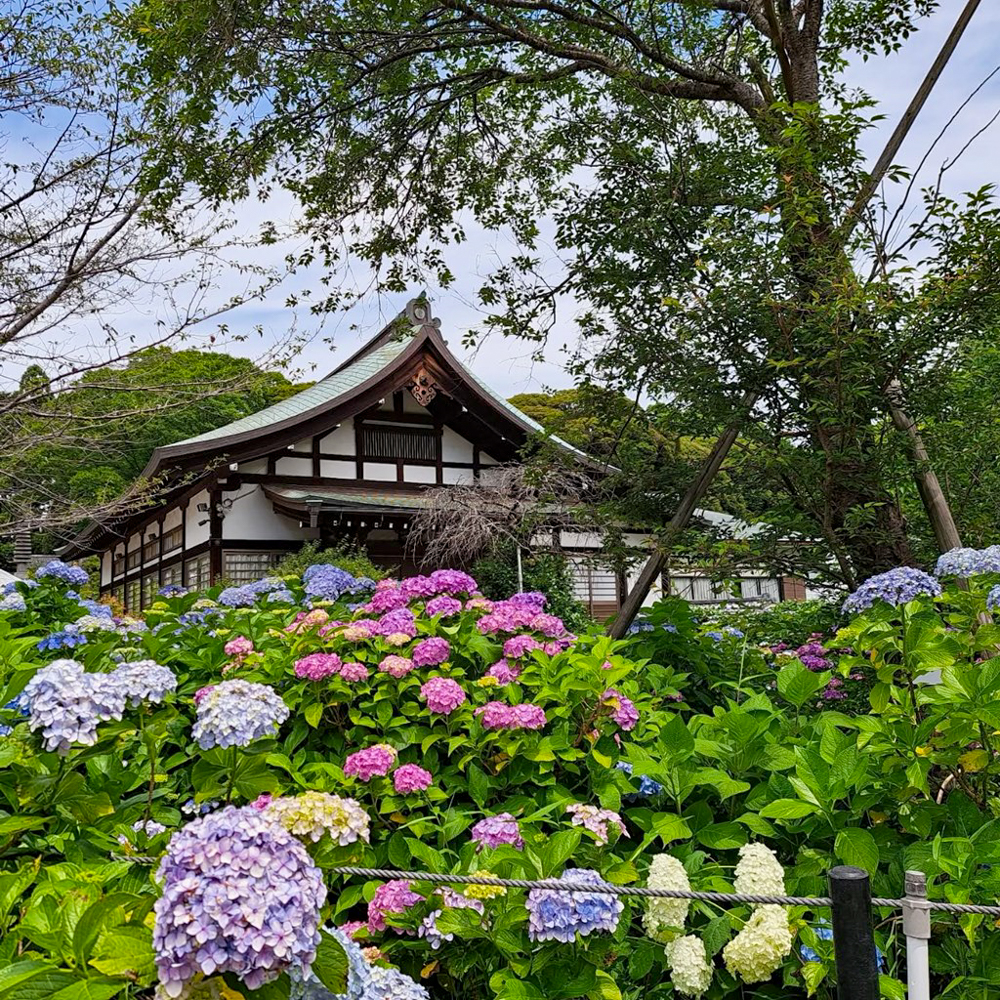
[842,567,941,614]
[411,637,450,667]
[428,569,478,595]
[935,546,1000,578]
[153,805,326,996]
[0,593,26,612]
[192,679,290,749]
[37,627,87,652]
[113,660,177,707]
[470,813,523,850]
[22,659,127,753]
[526,869,623,942]
[988,585,1000,612]
[34,559,89,586]
[304,565,371,603]
[424,595,462,618]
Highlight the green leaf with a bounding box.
[0,968,77,1000]
[803,962,827,997]
[879,975,906,1000]
[542,829,582,875]
[89,926,155,982]
[835,828,879,874]
[304,702,324,728]
[627,940,657,979]
[701,915,731,958]
[0,962,50,996]
[0,816,46,838]
[467,765,489,808]
[312,930,348,994]
[0,860,39,920]
[48,984,126,1000]
[650,813,692,846]
[696,822,746,850]
[587,971,621,1000]
[777,660,827,708]
[72,893,139,968]
[659,715,695,759]
[759,798,817,820]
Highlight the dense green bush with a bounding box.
[271,541,388,582]
[2,559,1000,999]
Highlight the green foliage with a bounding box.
[700,600,842,647]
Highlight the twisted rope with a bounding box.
[109,857,1000,916]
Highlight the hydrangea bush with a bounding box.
[2,554,1000,999]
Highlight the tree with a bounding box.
[127,0,999,585]
[0,0,295,538]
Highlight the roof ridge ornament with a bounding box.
[404,296,441,330]
[408,365,439,406]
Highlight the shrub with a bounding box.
[272,539,388,582]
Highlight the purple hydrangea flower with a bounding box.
[294,653,342,681]
[344,743,397,781]
[842,567,941,614]
[428,569,478,595]
[526,869,623,942]
[470,813,523,850]
[192,680,289,749]
[935,546,1000,578]
[420,676,466,714]
[424,595,463,618]
[376,608,418,640]
[34,560,89,586]
[393,764,433,793]
[412,637,450,667]
[475,701,546,731]
[367,879,423,933]
[602,688,638,731]
[153,805,326,996]
[486,660,521,685]
[503,635,542,659]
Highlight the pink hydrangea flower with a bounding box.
[339,921,367,940]
[339,661,370,682]
[475,702,546,731]
[465,597,494,612]
[503,635,542,659]
[367,587,410,613]
[400,575,437,599]
[368,880,423,933]
[420,676,466,714]
[601,660,614,670]
[376,578,399,591]
[393,764,433,793]
[530,613,568,638]
[428,569,478,595]
[294,652,342,681]
[566,803,628,845]
[425,595,463,618]
[193,685,215,705]
[224,636,254,658]
[250,792,273,811]
[379,655,414,678]
[603,688,638,731]
[376,609,417,639]
[471,813,523,850]
[344,743,397,781]
[341,618,379,641]
[412,637,450,667]
[285,609,330,633]
[486,660,521,685]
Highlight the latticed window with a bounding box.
[127,549,142,570]
[161,563,183,586]
[143,537,161,562]
[141,574,158,607]
[126,580,140,610]
[162,526,183,553]
[185,555,211,589]
[361,424,436,462]
[113,554,125,577]
[223,551,283,583]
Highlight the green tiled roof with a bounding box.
[267,487,433,509]
[173,332,417,446]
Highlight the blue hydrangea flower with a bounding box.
[22,659,127,753]
[192,679,290,750]
[1,579,36,596]
[842,567,942,614]
[0,593,26,612]
[181,798,219,816]
[616,761,663,800]
[799,921,883,967]
[76,598,114,619]
[526,869,622,942]
[988,586,1000,612]
[73,614,118,633]
[113,660,177,707]
[935,546,1000,578]
[723,627,745,638]
[154,805,327,996]
[158,584,188,597]
[267,587,295,604]
[37,627,87,652]
[627,620,655,634]
[34,560,89,586]
[3,693,30,717]
[705,631,723,641]
[303,565,373,603]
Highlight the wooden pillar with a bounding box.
[209,487,223,584]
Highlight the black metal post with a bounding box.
[829,865,879,1000]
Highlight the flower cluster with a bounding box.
[526,869,622,942]
[471,813,523,850]
[153,806,326,995]
[35,559,89,586]
[22,659,127,752]
[0,592,26,612]
[425,595,462,618]
[266,791,370,845]
[602,688,638,731]
[218,578,285,608]
[378,655,414,678]
[617,761,663,799]
[419,676,466,715]
[474,701,546,731]
[842,567,941,614]
[989,585,1000,612]
[462,871,506,900]
[665,936,714,997]
[733,842,786,895]
[113,659,178,707]
[376,608,417,643]
[367,879,423,933]
[224,636,254,659]
[37,627,87,652]
[393,763,433,794]
[485,660,521,685]
[566,803,627,845]
[411,636,450,667]
[191,680,289,749]
[503,635,541,659]
[304,564,374,603]
[794,641,832,671]
[722,905,792,983]
[295,652,343,681]
[340,661,370,682]
[643,853,692,942]
[344,743,397,781]
[73,614,118,633]
[935,545,1000,578]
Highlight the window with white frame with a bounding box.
[185,554,211,590]
[223,550,284,583]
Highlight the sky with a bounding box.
[20,3,1000,400]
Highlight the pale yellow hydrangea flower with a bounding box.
[643,853,692,943]
[462,870,507,900]
[733,842,786,896]
[665,935,714,996]
[722,904,793,983]
[266,791,370,845]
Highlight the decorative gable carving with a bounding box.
[408,366,439,406]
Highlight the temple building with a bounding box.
[62,298,797,614]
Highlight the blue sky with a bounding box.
[45,5,1000,398]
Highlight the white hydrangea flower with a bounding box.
[722,904,793,984]
[643,853,691,942]
[665,935,713,997]
[733,842,786,896]
[266,791,371,845]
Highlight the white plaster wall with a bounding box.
[222,486,308,541]
[364,462,397,483]
[403,465,436,484]
[559,530,604,550]
[481,452,499,465]
[441,427,474,463]
[185,490,211,547]
[101,550,112,586]
[163,507,182,531]
[443,468,474,485]
[320,459,356,479]
[319,424,354,454]
[290,438,312,453]
[239,459,267,475]
[275,456,312,476]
